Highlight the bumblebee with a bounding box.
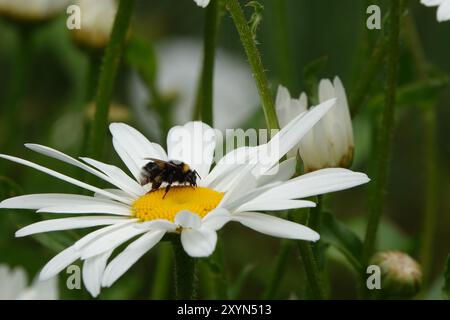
[140,158,201,198]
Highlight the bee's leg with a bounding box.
[163,184,172,199]
[150,180,162,193]
[163,173,175,199]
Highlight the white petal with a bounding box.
[167,121,216,178]
[0,193,126,210]
[136,219,177,232]
[40,246,81,281]
[202,208,231,230]
[236,199,316,212]
[437,0,450,21]
[94,188,135,202]
[181,228,217,257]
[421,0,445,7]
[16,216,128,237]
[0,155,131,204]
[110,123,168,181]
[17,276,59,300]
[37,203,131,216]
[73,220,137,250]
[82,250,112,298]
[0,266,27,299]
[80,224,146,259]
[25,144,110,182]
[80,157,145,197]
[174,211,202,229]
[193,0,210,8]
[101,230,165,287]
[251,168,370,201]
[218,167,257,208]
[231,212,320,241]
[256,157,297,186]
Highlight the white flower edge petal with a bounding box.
[0,193,126,210]
[82,250,112,298]
[80,224,146,259]
[252,168,370,202]
[15,216,128,237]
[236,199,316,212]
[40,246,81,281]
[109,123,168,179]
[102,230,165,288]
[80,157,145,197]
[256,157,297,186]
[202,208,231,231]
[167,121,216,179]
[174,210,202,229]
[181,228,217,257]
[37,203,131,216]
[0,154,131,204]
[437,0,450,21]
[231,212,320,241]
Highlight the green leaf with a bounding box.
[443,254,450,299]
[367,76,449,112]
[321,211,363,273]
[124,36,157,86]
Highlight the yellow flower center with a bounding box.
[132,186,224,222]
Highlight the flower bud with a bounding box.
[71,0,117,49]
[275,76,354,172]
[0,0,70,24]
[370,251,422,298]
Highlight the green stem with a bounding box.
[150,243,172,299]
[225,0,279,131]
[172,239,196,300]
[289,211,326,299]
[263,239,293,299]
[195,0,220,126]
[208,239,229,299]
[297,240,326,299]
[403,14,438,287]
[87,0,135,160]
[363,0,401,264]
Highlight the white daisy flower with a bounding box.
[0,99,369,297]
[421,0,450,22]
[276,76,354,172]
[0,264,58,300]
[0,0,70,22]
[71,0,118,49]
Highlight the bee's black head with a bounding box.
[186,170,200,186]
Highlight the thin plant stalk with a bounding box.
[363,0,401,264]
[172,238,196,300]
[225,0,279,131]
[87,0,135,160]
[404,14,439,287]
[263,239,294,299]
[194,0,220,126]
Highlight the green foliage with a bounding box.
[321,211,363,273]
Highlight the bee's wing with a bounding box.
[144,158,178,168]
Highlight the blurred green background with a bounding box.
[0,0,449,299]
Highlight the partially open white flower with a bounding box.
[276,76,354,172]
[0,264,58,300]
[0,0,70,22]
[421,0,450,22]
[72,0,118,49]
[0,99,369,297]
